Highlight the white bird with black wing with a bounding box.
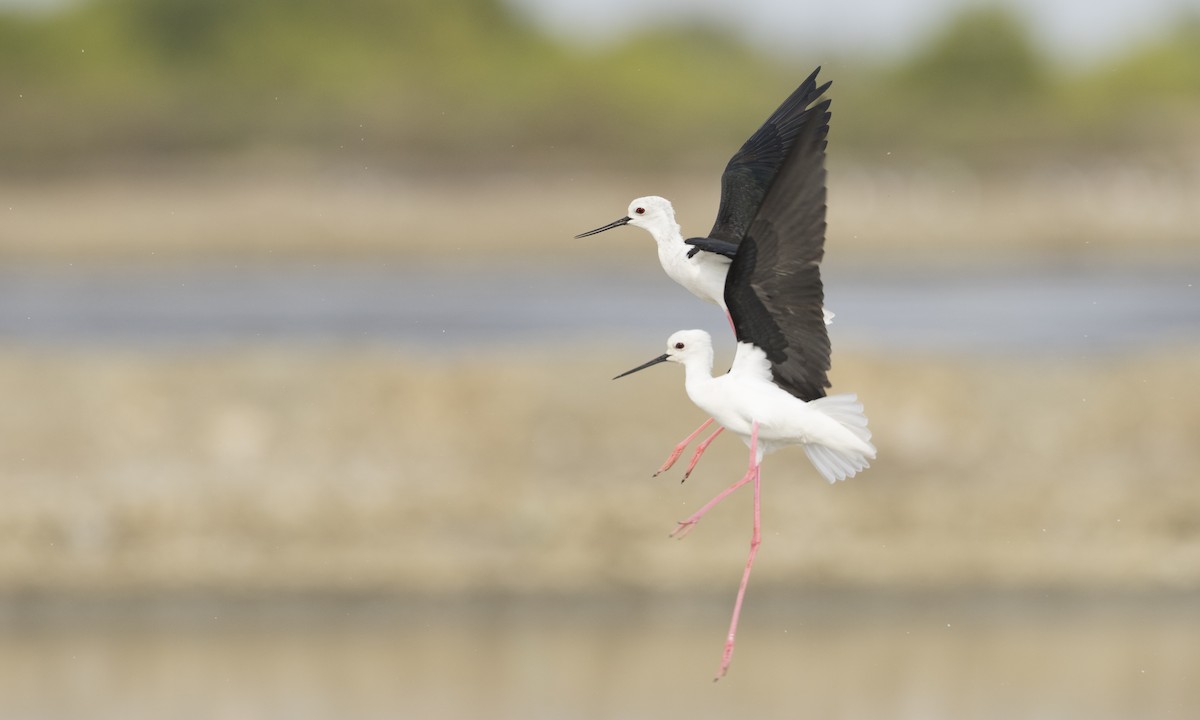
[615,88,875,680]
[575,66,834,322]
[577,68,837,481]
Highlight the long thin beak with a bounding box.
[575,216,630,239]
[613,353,669,380]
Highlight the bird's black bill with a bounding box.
[613,353,669,380]
[575,216,631,239]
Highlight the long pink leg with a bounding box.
[680,426,724,483]
[654,418,715,476]
[715,421,762,681]
[670,447,753,540]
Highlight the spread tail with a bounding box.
[803,393,876,483]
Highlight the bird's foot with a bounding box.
[653,419,716,477]
[670,521,697,540]
[653,446,686,477]
[678,426,722,483]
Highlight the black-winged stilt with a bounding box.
[577,67,836,480]
[614,87,875,679]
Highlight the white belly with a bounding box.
[657,241,731,308]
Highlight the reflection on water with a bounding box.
[2,592,1197,720]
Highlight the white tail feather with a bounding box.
[803,393,876,483]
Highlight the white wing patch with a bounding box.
[730,342,773,383]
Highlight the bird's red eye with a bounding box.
[674,342,685,349]
[635,207,645,215]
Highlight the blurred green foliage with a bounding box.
[0,0,1198,173]
[898,6,1048,102]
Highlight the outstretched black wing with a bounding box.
[724,94,832,402]
[706,67,831,247]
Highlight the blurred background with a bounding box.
[2,0,1199,717]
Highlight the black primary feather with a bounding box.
[706,67,832,248]
[724,95,832,402]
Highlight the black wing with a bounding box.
[724,95,831,402]
[684,237,738,259]
[707,67,831,247]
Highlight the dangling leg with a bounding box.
[715,421,762,681]
[670,456,753,540]
[680,426,724,483]
[654,418,716,476]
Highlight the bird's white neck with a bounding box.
[680,346,716,390]
[642,213,683,250]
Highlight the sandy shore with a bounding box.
[2,345,1197,596]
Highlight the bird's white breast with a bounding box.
[656,240,731,309]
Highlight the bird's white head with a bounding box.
[663,329,712,365]
[575,195,678,242]
[613,329,712,380]
[625,196,676,233]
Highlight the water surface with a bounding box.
[2,592,1196,720]
[1,261,1195,353]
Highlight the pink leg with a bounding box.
[680,426,724,483]
[654,418,715,476]
[670,444,753,540]
[715,421,762,681]
[725,310,736,337]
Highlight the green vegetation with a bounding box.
[1,0,1198,172]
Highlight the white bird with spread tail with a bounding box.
[578,67,835,478]
[615,87,874,679]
